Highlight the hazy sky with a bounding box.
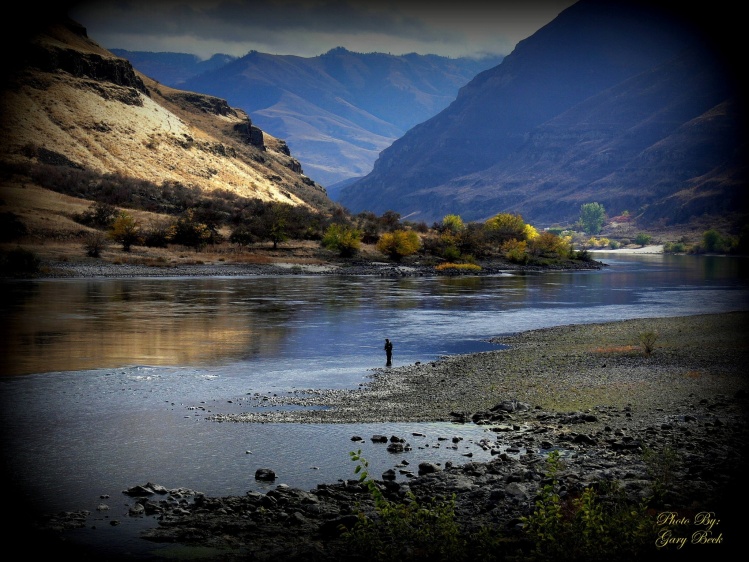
[66,0,577,60]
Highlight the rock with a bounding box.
[255,468,277,481]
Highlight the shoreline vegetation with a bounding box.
[29,309,749,561]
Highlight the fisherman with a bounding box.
[384,338,393,366]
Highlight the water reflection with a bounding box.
[1,255,748,378]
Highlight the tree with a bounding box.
[376,229,421,261]
[108,211,142,251]
[441,214,464,234]
[579,203,606,234]
[167,210,212,251]
[529,231,571,259]
[485,212,528,244]
[321,223,362,257]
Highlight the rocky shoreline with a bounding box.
[34,311,749,561]
[29,255,605,279]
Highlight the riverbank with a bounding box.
[10,255,607,279]
[32,311,749,561]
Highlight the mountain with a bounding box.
[0,16,333,241]
[109,50,237,87]
[339,0,748,230]
[121,47,502,188]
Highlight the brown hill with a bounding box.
[0,17,335,262]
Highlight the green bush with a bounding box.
[520,451,655,562]
[638,331,658,356]
[322,223,362,257]
[634,233,652,246]
[342,450,465,562]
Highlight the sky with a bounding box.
[65,0,578,60]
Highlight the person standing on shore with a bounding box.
[384,338,393,366]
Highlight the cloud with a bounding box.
[67,0,576,59]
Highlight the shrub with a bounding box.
[376,229,421,261]
[642,446,680,505]
[434,262,482,272]
[485,212,528,244]
[108,211,142,251]
[342,450,465,562]
[520,450,655,562]
[440,214,464,234]
[83,231,108,257]
[73,202,118,229]
[501,239,528,263]
[638,331,658,356]
[634,233,652,246]
[529,231,571,259]
[663,241,687,253]
[167,210,211,251]
[322,223,362,257]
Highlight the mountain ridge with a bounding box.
[339,0,747,230]
[116,46,503,187]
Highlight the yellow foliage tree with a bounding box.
[108,211,142,252]
[485,212,529,244]
[376,229,421,261]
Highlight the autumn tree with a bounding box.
[321,223,363,257]
[108,211,142,251]
[485,212,529,246]
[167,210,211,251]
[376,229,421,261]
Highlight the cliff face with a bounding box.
[339,0,747,229]
[0,16,332,231]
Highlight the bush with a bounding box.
[73,202,118,229]
[108,211,143,251]
[83,231,109,257]
[434,262,482,273]
[638,331,658,356]
[167,210,211,251]
[376,229,421,261]
[520,450,655,562]
[322,223,362,257]
[501,239,528,263]
[634,233,652,246]
[342,451,466,562]
[663,241,687,253]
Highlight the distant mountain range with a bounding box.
[3,1,745,238]
[113,47,502,192]
[340,0,747,229]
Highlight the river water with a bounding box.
[1,253,747,558]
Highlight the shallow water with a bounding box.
[1,254,747,557]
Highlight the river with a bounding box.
[1,253,747,558]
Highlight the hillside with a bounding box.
[0,17,335,257]
[339,0,748,231]
[141,47,502,188]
